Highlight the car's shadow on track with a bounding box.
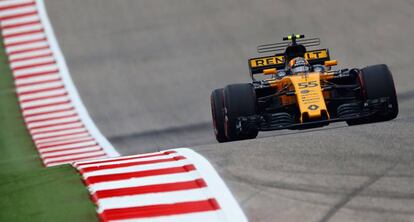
[257,123,349,140]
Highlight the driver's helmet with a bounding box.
[288,57,311,74]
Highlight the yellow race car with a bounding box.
[211,34,398,142]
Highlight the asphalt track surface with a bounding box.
[45,1,414,221]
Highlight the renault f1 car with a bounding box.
[211,34,398,142]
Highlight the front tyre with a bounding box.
[347,64,398,125]
[211,88,227,143]
[223,83,258,141]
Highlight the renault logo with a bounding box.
[308,105,319,110]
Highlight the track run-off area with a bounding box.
[0,1,244,221]
[37,0,414,221]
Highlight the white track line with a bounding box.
[97,188,214,212]
[82,159,190,178]
[89,171,202,193]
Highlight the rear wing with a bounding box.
[249,49,330,75]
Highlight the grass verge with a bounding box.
[0,36,97,221]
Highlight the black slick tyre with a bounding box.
[347,64,398,125]
[211,88,227,143]
[223,83,258,141]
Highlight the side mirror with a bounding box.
[324,60,338,67]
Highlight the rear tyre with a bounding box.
[210,88,227,143]
[347,64,398,126]
[223,83,259,141]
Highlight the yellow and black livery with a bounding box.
[210,34,398,143]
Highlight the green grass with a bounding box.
[0,37,97,221]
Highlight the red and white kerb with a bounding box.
[0,0,119,167]
[74,149,247,222]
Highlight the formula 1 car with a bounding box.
[211,34,398,142]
